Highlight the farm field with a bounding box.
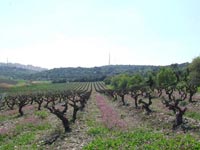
[0,82,200,149]
[1,0,200,149]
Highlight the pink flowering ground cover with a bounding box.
[23,104,35,111]
[0,127,10,135]
[22,115,40,125]
[1,109,18,116]
[96,94,127,130]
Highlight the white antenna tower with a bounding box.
[108,52,111,65]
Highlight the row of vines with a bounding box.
[0,82,94,137]
[95,75,200,131]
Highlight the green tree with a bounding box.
[111,74,130,105]
[103,76,112,85]
[185,56,200,102]
[128,74,144,108]
[128,74,143,89]
[146,71,157,90]
[111,74,129,90]
[189,56,200,86]
[156,67,177,88]
[156,67,177,100]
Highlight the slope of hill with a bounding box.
[27,63,189,82]
[0,63,189,81]
[0,66,37,79]
[0,63,47,72]
[0,63,47,80]
[25,65,158,82]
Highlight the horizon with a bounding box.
[0,61,190,70]
[0,0,199,69]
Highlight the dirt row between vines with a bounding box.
[43,90,103,150]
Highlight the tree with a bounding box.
[128,74,143,89]
[157,67,177,88]
[181,56,200,102]
[104,76,112,85]
[46,105,70,133]
[146,71,157,90]
[138,90,153,115]
[4,94,29,116]
[111,74,130,105]
[32,93,44,111]
[162,97,187,129]
[156,67,177,100]
[128,74,144,108]
[68,93,81,123]
[0,95,5,110]
[5,95,16,110]
[16,95,30,116]
[170,63,183,83]
[45,98,70,133]
[189,56,200,86]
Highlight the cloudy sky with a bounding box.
[0,0,199,69]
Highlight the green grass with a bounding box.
[0,119,51,150]
[84,102,200,150]
[186,111,200,121]
[0,132,37,150]
[0,113,18,122]
[106,85,113,90]
[87,126,110,136]
[34,110,48,119]
[0,135,5,143]
[84,128,200,150]
[15,122,51,135]
[0,115,8,122]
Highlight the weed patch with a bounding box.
[186,111,200,121]
[34,110,48,119]
[0,132,36,150]
[84,128,200,150]
[87,126,109,136]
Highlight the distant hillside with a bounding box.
[0,63,189,81]
[0,63,47,72]
[26,63,189,82]
[24,65,156,82]
[0,63,47,80]
[0,66,38,80]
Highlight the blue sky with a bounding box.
[0,0,199,69]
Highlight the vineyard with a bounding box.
[0,81,200,149]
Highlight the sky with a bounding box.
[0,0,199,69]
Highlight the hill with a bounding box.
[0,63,189,82]
[25,65,158,82]
[0,63,47,80]
[0,63,47,72]
[26,63,189,82]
